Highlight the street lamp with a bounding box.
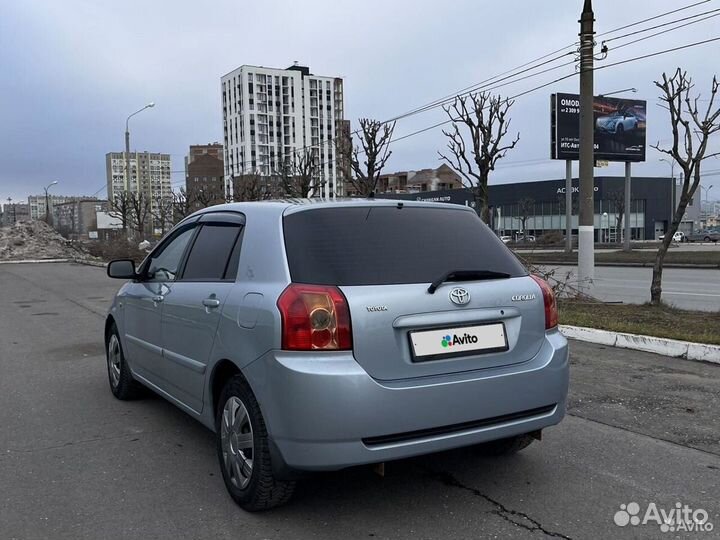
[659,158,675,180]
[44,180,59,225]
[125,102,155,192]
[597,88,637,98]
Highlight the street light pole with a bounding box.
[124,102,155,193]
[43,180,59,225]
[578,0,595,295]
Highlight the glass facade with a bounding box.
[496,198,647,241]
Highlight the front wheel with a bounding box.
[216,375,295,511]
[106,323,143,400]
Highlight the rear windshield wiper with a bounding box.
[427,269,511,294]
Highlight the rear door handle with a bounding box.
[202,297,221,308]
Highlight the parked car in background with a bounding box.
[658,231,684,243]
[500,235,513,244]
[685,230,720,243]
[105,200,569,511]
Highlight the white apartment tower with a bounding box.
[221,64,346,198]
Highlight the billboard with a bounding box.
[551,93,647,162]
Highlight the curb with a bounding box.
[560,325,720,365]
[0,258,72,265]
[0,258,107,267]
[529,261,719,269]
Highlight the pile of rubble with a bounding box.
[0,220,92,261]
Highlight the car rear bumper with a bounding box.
[243,330,569,472]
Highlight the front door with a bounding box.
[161,221,243,413]
[124,225,197,387]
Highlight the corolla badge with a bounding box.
[512,293,537,301]
[449,287,470,305]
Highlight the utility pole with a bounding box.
[578,0,595,294]
[565,160,572,253]
[623,162,631,251]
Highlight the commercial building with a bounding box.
[105,151,172,233]
[382,176,685,241]
[221,63,346,198]
[52,199,107,240]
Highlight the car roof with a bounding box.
[190,197,475,219]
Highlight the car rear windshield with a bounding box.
[283,206,526,286]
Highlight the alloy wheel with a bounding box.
[107,334,121,388]
[220,396,254,489]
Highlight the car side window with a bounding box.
[181,224,243,281]
[145,227,196,282]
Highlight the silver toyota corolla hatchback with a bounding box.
[105,199,569,511]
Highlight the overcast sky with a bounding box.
[1,0,719,204]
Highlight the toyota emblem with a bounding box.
[449,287,470,305]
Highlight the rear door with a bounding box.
[160,213,244,412]
[283,204,546,381]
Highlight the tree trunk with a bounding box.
[650,190,692,305]
[478,173,490,224]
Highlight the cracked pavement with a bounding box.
[1,263,719,539]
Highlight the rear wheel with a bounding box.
[216,375,295,511]
[478,434,535,456]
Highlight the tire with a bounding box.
[478,434,535,456]
[616,124,624,136]
[216,375,295,511]
[704,236,711,242]
[106,323,143,400]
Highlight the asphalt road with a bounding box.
[1,263,719,539]
[542,265,720,312]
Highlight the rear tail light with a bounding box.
[277,284,352,350]
[530,275,559,330]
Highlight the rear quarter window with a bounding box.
[283,206,526,286]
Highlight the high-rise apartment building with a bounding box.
[221,63,346,198]
[105,151,172,232]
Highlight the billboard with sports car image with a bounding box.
[551,92,647,162]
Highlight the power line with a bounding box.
[378,36,720,157]
[602,6,720,44]
[596,0,712,37]
[595,35,720,71]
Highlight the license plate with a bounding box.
[409,323,508,361]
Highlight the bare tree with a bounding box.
[439,92,520,223]
[605,190,625,244]
[514,197,535,239]
[650,69,720,305]
[194,185,225,209]
[151,195,174,237]
[171,188,194,224]
[232,174,281,202]
[108,191,133,233]
[277,149,319,198]
[344,118,395,196]
[127,191,151,240]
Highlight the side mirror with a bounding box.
[107,259,138,279]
